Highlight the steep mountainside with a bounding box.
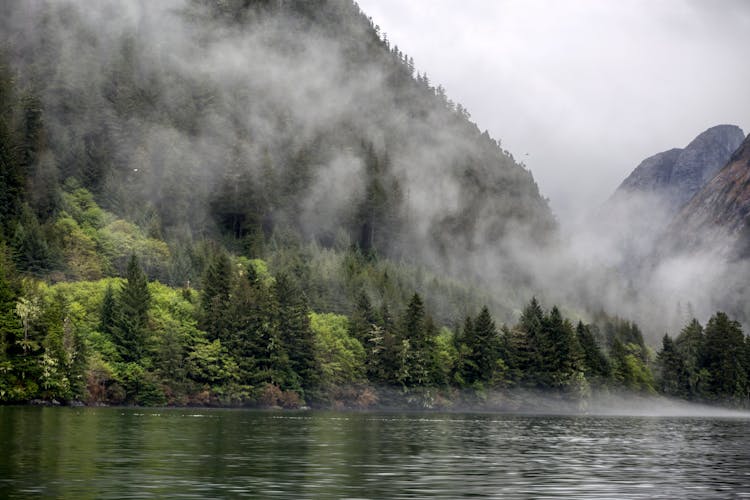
[613,124,744,213]
[0,0,555,289]
[666,133,750,255]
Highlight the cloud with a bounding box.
[358,0,750,223]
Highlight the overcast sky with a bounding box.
[357,0,750,224]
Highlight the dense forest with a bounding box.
[1,0,749,409]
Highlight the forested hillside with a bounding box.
[1,0,749,409]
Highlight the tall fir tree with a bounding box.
[112,254,151,363]
[200,251,233,342]
[656,334,690,398]
[576,321,610,383]
[274,273,318,395]
[462,306,501,386]
[702,312,747,402]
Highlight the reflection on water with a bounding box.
[1,407,750,498]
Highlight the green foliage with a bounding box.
[311,312,365,386]
[656,334,689,398]
[111,255,151,363]
[701,312,747,402]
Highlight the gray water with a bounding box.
[1,406,750,498]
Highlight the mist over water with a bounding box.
[2,406,749,498]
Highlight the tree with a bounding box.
[366,303,399,384]
[112,254,151,362]
[610,338,654,393]
[348,291,378,344]
[200,251,233,342]
[461,306,502,386]
[576,321,610,383]
[396,293,438,387]
[0,243,23,400]
[702,312,747,402]
[674,318,705,398]
[99,283,117,336]
[656,334,689,398]
[274,273,318,396]
[540,306,583,389]
[518,297,545,384]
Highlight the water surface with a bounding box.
[1,406,749,498]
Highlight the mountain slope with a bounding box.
[666,133,750,256]
[612,124,744,213]
[0,0,555,291]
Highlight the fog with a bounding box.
[358,0,750,223]
[2,0,749,341]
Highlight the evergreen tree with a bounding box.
[200,251,233,342]
[702,312,747,402]
[367,303,399,384]
[396,293,437,387]
[462,306,501,386]
[112,254,151,363]
[576,321,610,383]
[674,318,705,397]
[99,283,117,336]
[0,243,23,400]
[656,334,689,398]
[540,306,583,389]
[274,273,318,395]
[519,297,545,384]
[226,268,278,386]
[454,315,474,386]
[348,291,378,343]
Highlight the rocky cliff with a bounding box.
[666,133,750,255]
[613,124,745,213]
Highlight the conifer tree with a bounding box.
[348,291,377,343]
[519,297,545,384]
[576,321,610,382]
[99,283,117,336]
[702,312,747,402]
[656,334,689,398]
[226,267,277,385]
[462,306,501,386]
[0,243,23,399]
[200,251,233,342]
[397,293,436,386]
[274,273,318,395]
[542,306,583,388]
[112,254,151,362]
[674,318,704,396]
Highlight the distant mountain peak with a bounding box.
[613,124,745,212]
[667,132,750,255]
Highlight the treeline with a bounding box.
[657,314,750,404]
[3,238,749,408]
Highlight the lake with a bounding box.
[1,406,749,498]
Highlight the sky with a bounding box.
[357,0,750,225]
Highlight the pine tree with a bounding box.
[112,254,151,363]
[200,251,233,342]
[702,312,747,402]
[0,243,23,400]
[519,297,545,385]
[674,318,704,397]
[656,334,689,398]
[542,307,583,389]
[348,291,377,343]
[369,303,399,384]
[462,306,501,386]
[274,273,318,395]
[576,321,610,383]
[397,293,437,387]
[226,269,277,386]
[99,283,117,336]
